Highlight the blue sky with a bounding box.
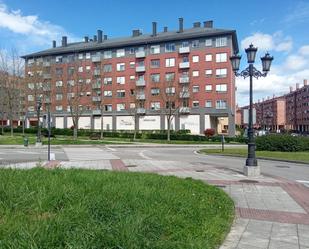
[1,0,309,106]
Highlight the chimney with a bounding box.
[267,96,270,100]
[296,83,300,89]
[97,30,103,43]
[163,26,168,32]
[290,86,293,92]
[304,79,308,86]
[104,35,107,40]
[62,36,67,47]
[93,35,97,42]
[273,94,275,99]
[152,22,157,36]
[193,22,201,28]
[204,20,213,28]
[262,98,265,102]
[178,17,184,33]
[132,29,140,37]
[84,36,89,43]
[258,99,260,103]
[52,40,56,48]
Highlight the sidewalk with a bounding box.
[3,158,309,249]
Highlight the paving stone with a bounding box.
[268,240,299,249]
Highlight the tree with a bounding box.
[0,49,24,136]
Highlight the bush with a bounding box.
[204,128,215,138]
[256,134,309,152]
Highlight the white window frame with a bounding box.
[205,85,212,92]
[192,85,199,93]
[150,45,160,54]
[117,103,126,111]
[215,37,227,47]
[165,58,175,67]
[117,62,125,71]
[216,68,227,78]
[216,100,227,109]
[216,84,227,92]
[216,53,227,63]
[205,39,212,47]
[103,51,112,59]
[116,49,125,58]
[205,100,212,108]
[192,70,199,77]
[116,76,125,84]
[205,54,212,62]
[192,55,199,63]
[104,90,112,97]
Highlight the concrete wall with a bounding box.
[94,116,113,130]
[139,115,160,130]
[179,115,200,134]
[55,117,64,128]
[116,116,135,130]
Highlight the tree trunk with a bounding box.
[22,119,25,136]
[100,113,104,139]
[133,115,137,141]
[10,118,13,137]
[73,126,78,140]
[167,117,171,142]
[0,112,4,135]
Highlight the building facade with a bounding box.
[22,18,239,135]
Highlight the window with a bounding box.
[151,88,160,96]
[216,100,227,109]
[116,49,125,57]
[56,105,63,111]
[104,90,112,97]
[165,87,175,95]
[86,53,91,59]
[150,45,160,54]
[205,39,212,47]
[205,54,212,62]
[129,48,135,54]
[86,79,91,84]
[151,102,160,110]
[78,79,84,84]
[181,41,189,47]
[151,74,160,83]
[117,63,125,71]
[117,103,126,111]
[130,103,135,109]
[55,56,62,63]
[216,68,227,78]
[192,55,199,63]
[216,84,227,92]
[215,37,227,47]
[192,101,199,107]
[117,76,125,84]
[27,95,34,101]
[86,65,91,72]
[78,53,83,60]
[205,85,212,92]
[67,67,74,75]
[28,106,34,112]
[129,61,135,68]
[103,77,112,85]
[166,101,175,109]
[192,40,199,48]
[105,104,112,112]
[103,51,112,59]
[205,100,212,108]
[165,72,175,82]
[205,69,213,77]
[116,90,125,98]
[67,80,75,86]
[165,43,176,52]
[150,59,160,68]
[192,85,199,93]
[67,93,75,99]
[165,58,175,67]
[78,66,83,72]
[216,53,227,63]
[103,64,112,72]
[192,71,199,77]
[130,75,135,80]
[56,68,63,76]
[56,94,63,101]
[28,83,34,89]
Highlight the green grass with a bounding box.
[0,168,234,249]
[200,148,309,163]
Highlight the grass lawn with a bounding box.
[200,148,309,163]
[0,168,234,249]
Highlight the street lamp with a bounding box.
[45,99,51,161]
[36,97,42,144]
[230,44,273,176]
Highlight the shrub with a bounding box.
[256,134,309,152]
[204,128,215,138]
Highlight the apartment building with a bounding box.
[22,18,239,135]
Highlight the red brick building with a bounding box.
[22,18,239,135]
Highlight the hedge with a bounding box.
[256,134,309,152]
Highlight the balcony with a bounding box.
[136,65,146,72]
[179,62,190,69]
[43,73,51,79]
[179,91,190,98]
[136,79,146,86]
[92,109,101,115]
[92,83,101,89]
[91,55,101,63]
[93,69,101,76]
[43,86,51,92]
[136,108,146,114]
[179,47,190,54]
[135,51,146,58]
[136,94,146,100]
[179,76,190,84]
[179,107,190,114]
[92,96,101,102]
[45,99,51,104]
[43,61,51,67]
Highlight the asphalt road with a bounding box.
[0,145,308,186]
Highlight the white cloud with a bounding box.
[241,31,292,52]
[284,1,309,24]
[299,45,309,56]
[0,3,77,47]
[283,55,307,71]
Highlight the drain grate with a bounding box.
[276,165,290,168]
[239,179,259,183]
[126,165,137,168]
[214,185,226,188]
[195,169,205,172]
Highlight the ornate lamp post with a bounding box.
[36,97,42,145]
[230,44,273,176]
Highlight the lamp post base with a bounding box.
[243,165,260,177]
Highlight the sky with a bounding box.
[1,0,309,106]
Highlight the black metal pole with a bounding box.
[246,64,257,166]
[48,105,51,161]
[37,103,41,143]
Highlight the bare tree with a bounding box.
[0,71,8,134]
[0,49,24,136]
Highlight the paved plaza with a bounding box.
[1,145,309,249]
